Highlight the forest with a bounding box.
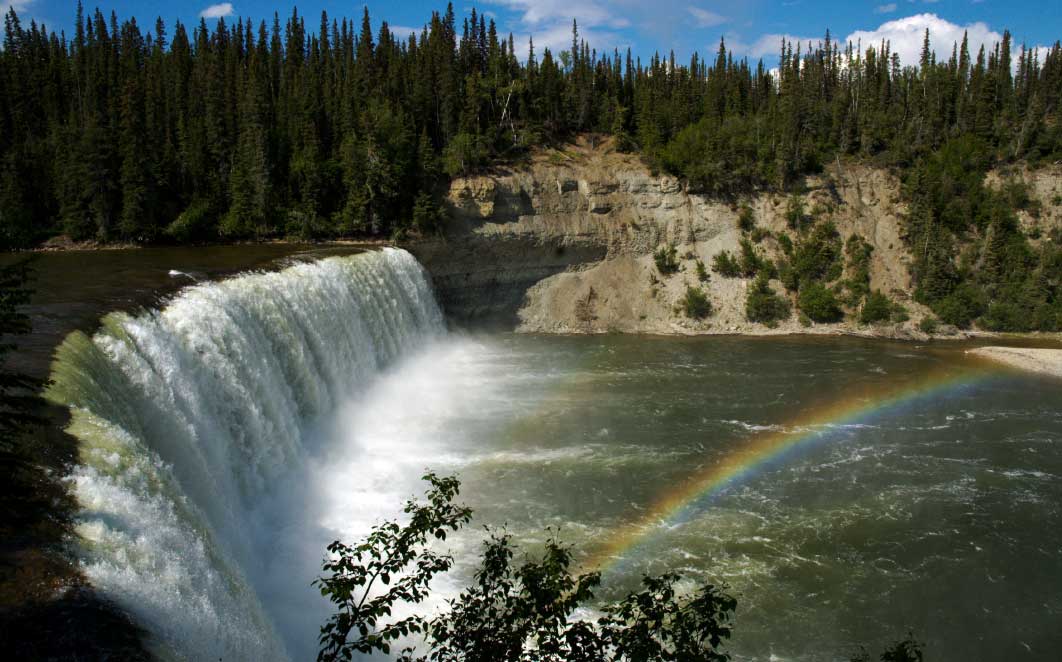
[1,3,1061,329]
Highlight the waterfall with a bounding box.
[47,248,445,661]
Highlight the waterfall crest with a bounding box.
[47,248,444,661]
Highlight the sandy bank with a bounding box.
[969,346,1062,379]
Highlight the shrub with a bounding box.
[785,194,807,230]
[918,316,939,334]
[654,244,680,275]
[750,227,770,243]
[166,198,216,242]
[798,282,843,323]
[412,192,445,234]
[316,474,739,662]
[682,285,713,319]
[843,235,874,303]
[695,259,710,283]
[713,250,741,277]
[859,291,893,325]
[738,204,756,232]
[442,132,488,176]
[932,283,986,328]
[738,238,764,277]
[746,273,791,325]
[776,232,794,255]
[788,222,843,291]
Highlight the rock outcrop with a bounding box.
[406,137,1053,337]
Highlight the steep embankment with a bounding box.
[409,139,1062,337]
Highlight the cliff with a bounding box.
[407,137,1062,337]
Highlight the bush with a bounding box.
[776,232,794,255]
[713,250,741,277]
[442,132,488,176]
[316,474,738,662]
[738,204,756,232]
[738,238,763,277]
[412,192,445,234]
[932,283,986,328]
[746,273,791,325]
[654,244,680,275]
[859,291,893,325]
[843,235,874,303]
[682,285,713,319]
[695,259,710,283]
[785,194,807,230]
[789,222,843,290]
[165,198,216,243]
[918,316,939,334]
[798,282,843,323]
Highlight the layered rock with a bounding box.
[406,138,927,335]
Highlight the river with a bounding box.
[22,247,1062,661]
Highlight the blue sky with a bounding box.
[6,0,1060,68]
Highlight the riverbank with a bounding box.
[968,346,1062,379]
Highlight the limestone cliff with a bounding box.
[406,137,1062,337]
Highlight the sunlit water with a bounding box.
[46,250,1062,661]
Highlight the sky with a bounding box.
[5,0,1060,69]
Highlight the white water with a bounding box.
[48,248,447,661]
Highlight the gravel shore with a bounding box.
[969,346,1062,379]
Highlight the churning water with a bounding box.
[47,249,1062,661]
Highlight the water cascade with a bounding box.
[47,248,445,661]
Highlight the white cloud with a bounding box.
[874,3,897,14]
[0,1,34,17]
[729,13,1035,69]
[688,7,726,28]
[487,0,629,30]
[388,25,420,40]
[486,0,632,55]
[199,3,234,20]
[845,13,1000,66]
[728,32,818,60]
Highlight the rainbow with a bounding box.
[585,360,1003,574]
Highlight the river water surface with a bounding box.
[24,247,1062,661]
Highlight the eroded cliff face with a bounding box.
[406,138,1059,336]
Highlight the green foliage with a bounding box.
[712,251,741,278]
[412,193,445,235]
[682,286,713,319]
[786,222,843,292]
[163,199,215,243]
[785,195,807,230]
[798,282,843,323]
[842,235,874,304]
[442,133,488,177]
[918,316,939,334]
[737,204,756,232]
[776,233,794,255]
[746,273,790,325]
[738,238,766,278]
[695,259,710,283]
[314,473,472,660]
[858,291,895,325]
[661,116,772,197]
[0,4,1058,248]
[654,244,680,276]
[317,475,738,662]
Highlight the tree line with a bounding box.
[1,4,1061,329]
[1,3,1060,249]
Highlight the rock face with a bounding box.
[405,138,926,335]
